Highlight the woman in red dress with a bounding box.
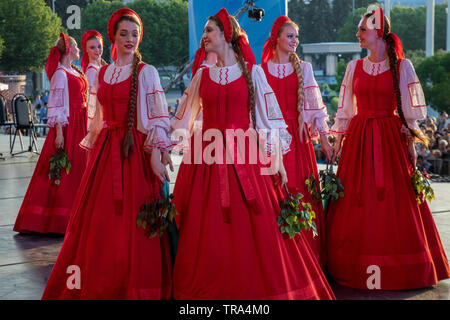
[80,30,107,130]
[13,33,88,234]
[42,9,174,299]
[171,8,335,300]
[260,16,333,267]
[327,6,450,289]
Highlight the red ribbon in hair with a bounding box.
[388,32,405,60]
[261,15,291,63]
[45,32,70,81]
[81,30,102,73]
[238,34,256,65]
[191,47,206,78]
[107,8,143,61]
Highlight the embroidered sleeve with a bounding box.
[47,69,69,127]
[79,71,103,151]
[170,69,203,153]
[86,68,99,130]
[331,60,357,135]
[399,59,427,131]
[302,62,330,137]
[252,65,292,155]
[136,64,176,152]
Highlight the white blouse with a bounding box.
[47,64,83,127]
[80,61,174,152]
[266,60,330,137]
[332,57,427,135]
[171,62,292,155]
[85,63,100,129]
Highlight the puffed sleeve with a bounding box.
[302,62,330,137]
[399,59,427,131]
[86,67,98,130]
[252,65,292,155]
[80,72,103,150]
[47,68,69,127]
[331,60,357,135]
[170,68,203,152]
[136,64,176,152]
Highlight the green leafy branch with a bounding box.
[411,169,435,205]
[137,182,177,239]
[305,164,344,203]
[48,148,71,185]
[278,185,317,239]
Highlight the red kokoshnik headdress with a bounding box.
[261,15,292,64]
[369,6,404,59]
[191,7,256,77]
[81,30,103,73]
[45,32,70,81]
[107,8,143,61]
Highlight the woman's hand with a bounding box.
[320,134,334,163]
[275,146,288,186]
[331,134,343,164]
[54,125,64,149]
[151,148,170,183]
[161,150,174,172]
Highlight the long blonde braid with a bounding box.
[288,52,306,140]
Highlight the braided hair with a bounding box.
[113,15,143,158]
[122,50,142,157]
[364,12,428,146]
[277,21,306,136]
[209,15,257,128]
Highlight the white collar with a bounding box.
[58,64,81,77]
[267,60,294,79]
[208,62,243,85]
[363,56,390,76]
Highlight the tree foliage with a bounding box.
[415,51,450,113]
[0,37,4,61]
[72,0,188,67]
[0,0,64,73]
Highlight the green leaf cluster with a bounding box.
[278,187,317,239]
[137,193,177,239]
[48,148,71,185]
[415,51,450,113]
[305,165,344,204]
[411,169,435,205]
[0,0,64,73]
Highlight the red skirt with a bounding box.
[284,118,326,268]
[326,114,450,289]
[41,128,172,299]
[14,108,88,234]
[172,149,335,300]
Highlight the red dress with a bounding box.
[326,59,450,289]
[14,68,88,234]
[172,65,334,300]
[262,62,326,267]
[42,64,172,299]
